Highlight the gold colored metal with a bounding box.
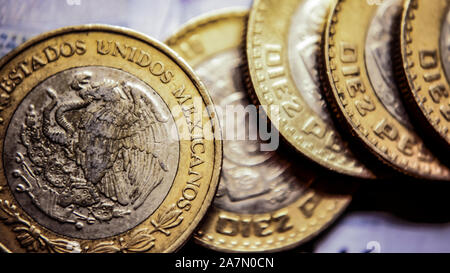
[166,10,352,253]
[245,0,374,179]
[322,0,450,180]
[398,0,450,157]
[0,25,222,252]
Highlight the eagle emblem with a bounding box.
[13,71,171,229]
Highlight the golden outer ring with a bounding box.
[398,0,450,156]
[322,0,450,180]
[245,0,374,179]
[166,9,353,253]
[0,24,222,253]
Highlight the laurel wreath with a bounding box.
[0,198,183,253]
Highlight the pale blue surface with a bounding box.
[0,0,252,57]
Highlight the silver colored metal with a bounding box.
[287,0,331,122]
[4,66,179,239]
[195,49,306,214]
[440,6,450,83]
[365,0,411,128]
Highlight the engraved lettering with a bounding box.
[8,69,24,85]
[272,79,288,99]
[161,70,174,84]
[18,60,32,77]
[241,219,251,238]
[340,42,368,103]
[182,185,197,201]
[397,134,415,156]
[0,78,14,93]
[355,94,375,116]
[373,118,399,141]
[265,44,285,79]
[44,45,60,62]
[419,50,438,69]
[136,50,152,67]
[97,40,112,55]
[424,72,441,82]
[126,46,138,62]
[172,85,192,105]
[340,42,357,63]
[253,216,272,237]
[0,40,87,97]
[429,83,448,103]
[216,215,239,236]
[191,139,205,154]
[75,40,87,55]
[342,65,360,76]
[150,61,165,76]
[281,97,302,118]
[418,49,449,121]
[265,44,282,66]
[31,54,47,71]
[0,93,10,107]
[268,67,285,79]
[325,131,343,153]
[272,212,293,233]
[346,78,365,97]
[298,192,321,218]
[111,42,129,58]
[60,42,75,57]
[302,116,326,138]
[215,213,293,237]
[97,40,174,84]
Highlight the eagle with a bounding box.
[42,71,170,210]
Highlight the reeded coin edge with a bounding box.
[245,0,374,179]
[397,0,450,157]
[322,0,449,180]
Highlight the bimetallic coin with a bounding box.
[166,10,353,253]
[0,25,222,252]
[397,0,450,157]
[322,0,450,180]
[246,0,374,179]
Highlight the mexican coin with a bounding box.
[0,25,222,252]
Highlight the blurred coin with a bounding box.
[245,0,374,179]
[166,10,353,253]
[397,0,450,159]
[0,25,221,252]
[322,0,450,180]
[0,0,252,57]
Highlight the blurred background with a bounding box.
[2,0,450,253]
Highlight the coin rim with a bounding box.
[398,0,450,156]
[322,0,450,180]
